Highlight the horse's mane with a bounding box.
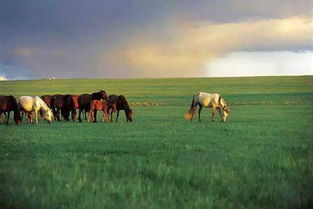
[36,96,51,112]
[119,95,131,111]
[91,90,107,100]
[218,96,227,107]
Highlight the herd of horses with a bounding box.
[0,91,230,125]
[0,90,133,125]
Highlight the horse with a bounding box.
[88,100,115,122]
[0,95,22,125]
[40,95,56,117]
[61,94,75,121]
[185,92,230,122]
[78,90,108,122]
[108,95,133,122]
[19,96,54,123]
[53,94,64,121]
[69,95,80,121]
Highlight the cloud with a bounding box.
[206,51,313,77]
[101,16,312,77]
[0,73,7,81]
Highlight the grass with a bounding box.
[0,76,312,209]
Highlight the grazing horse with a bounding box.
[19,96,53,123]
[78,90,108,122]
[70,95,80,121]
[40,95,56,117]
[0,95,22,125]
[61,94,75,121]
[185,92,230,122]
[108,95,133,122]
[89,100,115,122]
[53,94,64,121]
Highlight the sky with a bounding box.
[0,0,312,80]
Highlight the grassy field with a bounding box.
[0,76,312,209]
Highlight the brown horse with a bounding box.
[78,90,108,122]
[108,95,133,122]
[61,94,75,121]
[70,95,80,121]
[89,100,115,122]
[0,95,22,125]
[53,94,65,121]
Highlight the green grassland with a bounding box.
[0,76,312,209]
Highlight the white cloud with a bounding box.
[206,51,313,77]
[0,74,8,81]
[103,16,313,77]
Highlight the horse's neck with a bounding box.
[220,98,227,108]
[37,99,49,112]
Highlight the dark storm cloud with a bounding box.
[0,0,312,79]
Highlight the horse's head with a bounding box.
[14,101,23,125]
[44,109,54,123]
[14,113,22,125]
[127,109,133,122]
[99,90,108,101]
[222,106,230,122]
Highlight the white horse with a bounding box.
[19,96,54,123]
[185,92,230,122]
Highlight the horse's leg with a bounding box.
[217,107,223,122]
[116,110,120,122]
[71,110,76,121]
[56,108,59,121]
[93,110,97,123]
[88,110,93,123]
[78,109,82,122]
[105,110,109,122]
[26,112,32,123]
[110,108,113,122]
[198,105,203,122]
[102,109,108,122]
[6,111,10,125]
[124,110,128,122]
[35,110,38,124]
[211,107,216,122]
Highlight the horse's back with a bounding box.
[197,92,220,107]
[78,94,92,109]
[19,96,35,112]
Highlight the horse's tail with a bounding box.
[185,94,198,121]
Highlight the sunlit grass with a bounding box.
[0,76,312,209]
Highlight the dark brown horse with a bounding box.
[61,94,75,121]
[108,95,133,122]
[0,95,22,125]
[53,94,65,121]
[78,90,108,122]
